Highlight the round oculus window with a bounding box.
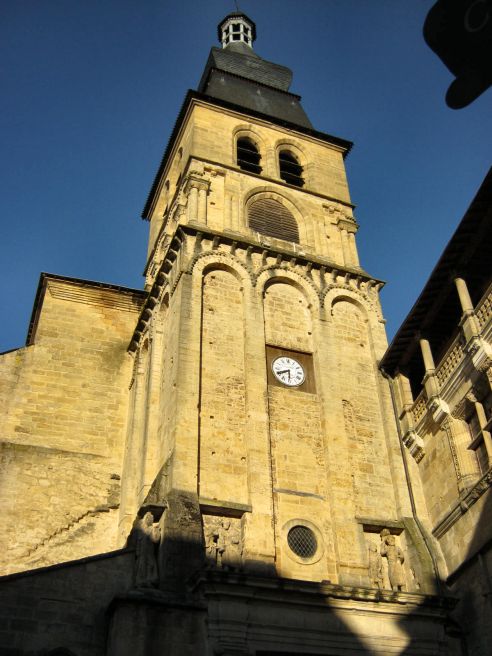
[287,525,318,559]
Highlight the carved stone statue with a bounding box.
[367,543,383,589]
[204,519,220,567]
[380,529,406,591]
[203,516,243,570]
[135,511,161,588]
[220,519,242,569]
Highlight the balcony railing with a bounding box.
[412,392,427,424]
[476,283,492,330]
[436,339,465,388]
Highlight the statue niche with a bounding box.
[367,542,383,590]
[134,511,161,588]
[380,528,406,592]
[203,515,243,570]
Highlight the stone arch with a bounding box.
[274,138,309,186]
[154,231,171,264]
[331,298,368,349]
[232,124,267,166]
[261,276,315,353]
[244,188,308,244]
[153,290,170,337]
[274,138,307,168]
[257,268,320,310]
[190,251,254,287]
[161,290,170,309]
[330,294,369,320]
[322,284,382,321]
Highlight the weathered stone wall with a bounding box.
[448,539,492,656]
[145,103,359,274]
[0,550,134,656]
[191,105,351,204]
[332,299,397,520]
[199,269,248,503]
[0,277,143,574]
[418,422,460,543]
[0,442,121,574]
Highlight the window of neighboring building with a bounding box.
[237,137,262,174]
[248,197,299,243]
[279,150,304,187]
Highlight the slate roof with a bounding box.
[199,46,292,92]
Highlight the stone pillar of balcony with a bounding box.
[473,395,492,465]
[420,338,449,424]
[395,372,425,461]
[455,277,492,371]
[444,414,481,492]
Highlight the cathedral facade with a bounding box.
[0,13,490,656]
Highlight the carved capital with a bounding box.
[477,356,492,375]
[471,341,492,372]
[451,396,470,420]
[336,215,358,233]
[402,429,425,462]
[427,395,450,425]
[184,173,210,195]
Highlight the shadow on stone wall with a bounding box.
[444,484,492,656]
[4,483,492,655]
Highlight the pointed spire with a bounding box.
[218,12,256,49]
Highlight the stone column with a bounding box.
[420,338,435,373]
[481,362,492,394]
[340,228,350,267]
[231,195,239,231]
[225,194,232,229]
[348,231,360,267]
[455,277,482,347]
[187,185,198,223]
[474,398,492,463]
[455,277,474,313]
[184,172,210,226]
[420,339,449,423]
[389,372,425,461]
[198,186,208,224]
[444,416,481,492]
[420,338,438,399]
[336,217,359,268]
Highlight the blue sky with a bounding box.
[1,0,491,352]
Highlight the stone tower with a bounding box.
[0,13,463,656]
[110,13,454,652]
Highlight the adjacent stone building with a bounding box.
[381,168,492,656]
[0,12,490,656]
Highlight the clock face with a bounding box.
[272,356,305,387]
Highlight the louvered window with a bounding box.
[248,198,299,243]
[279,150,304,187]
[237,137,262,174]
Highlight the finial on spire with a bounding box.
[218,11,256,49]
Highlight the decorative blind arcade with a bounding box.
[248,198,299,244]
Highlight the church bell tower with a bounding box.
[113,13,456,654]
